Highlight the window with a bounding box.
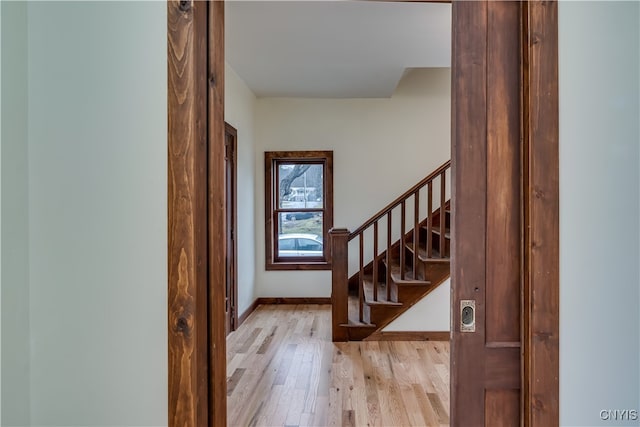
[265,151,333,270]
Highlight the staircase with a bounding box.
[330,161,451,341]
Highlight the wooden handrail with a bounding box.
[348,160,451,240]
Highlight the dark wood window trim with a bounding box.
[265,151,334,271]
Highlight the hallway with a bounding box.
[226,304,450,426]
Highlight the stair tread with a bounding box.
[405,242,451,263]
[342,320,377,328]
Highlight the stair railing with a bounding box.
[330,160,451,340]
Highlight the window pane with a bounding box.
[277,212,323,257]
[279,211,323,234]
[278,236,296,250]
[297,238,322,251]
[278,163,323,209]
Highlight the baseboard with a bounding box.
[238,299,260,327]
[256,297,332,305]
[365,331,450,341]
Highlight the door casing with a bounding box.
[224,122,238,336]
[167,1,559,425]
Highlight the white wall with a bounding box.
[26,2,167,426]
[255,68,451,297]
[225,63,258,315]
[383,278,450,332]
[559,2,640,426]
[1,2,31,425]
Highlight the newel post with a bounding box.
[329,228,350,342]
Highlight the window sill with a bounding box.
[265,262,332,271]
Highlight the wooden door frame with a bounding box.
[168,1,225,425]
[225,122,238,334]
[520,3,559,424]
[167,0,559,425]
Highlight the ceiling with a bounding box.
[225,1,452,98]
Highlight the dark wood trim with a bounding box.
[207,3,226,425]
[264,150,334,271]
[238,299,260,327]
[365,331,450,341]
[330,228,350,342]
[167,1,211,425]
[264,262,332,271]
[225,122,238,334]
[450,2,488,424]
[522,1,560,426]
[257,297,332,305]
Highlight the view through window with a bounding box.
[265,151,333,269]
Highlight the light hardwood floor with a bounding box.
[226,304,450,427]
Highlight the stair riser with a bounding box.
[399,249,450,283]
[392,283,434,304]
[364,304,404,325]
[431,235,450,257]
[431,207,451,229]
[342,325,378,341]
[417,229,451,258]
[399,249,428,281]
[423,263,450,283]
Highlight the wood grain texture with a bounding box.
[225,123,238,335]
[485,389,520,427]
[366,331,450,341]
[330,228,350,341]
[167,1,210,425]
[486,0,521,345]
[451,1,529,425]
[257,297,332,305]
[208,3,226,425]
[451,2,558,425]
[523,1,560,425]
[227,305,450,426]
[450,1,488,425]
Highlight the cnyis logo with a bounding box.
[599,409,639,421]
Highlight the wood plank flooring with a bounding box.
[226,304,450,426]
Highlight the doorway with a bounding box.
[225,122,238,336]
[166,1,559,426]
